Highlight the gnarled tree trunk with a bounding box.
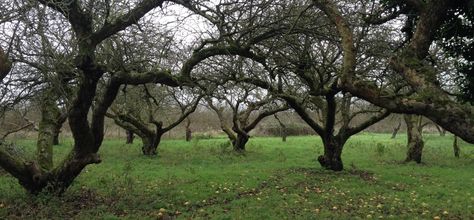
[141,132,163,156]
[232,133,249,152]
[404,115,424,163]
[318,136,345,171]
[36,91,58,170]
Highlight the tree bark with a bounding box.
[232,133,249,152]
[318,136,345,171]
[52,116,67,146]
[404,115,424,163]
[391,121,402,139]
[141,132,162,156]
[453,136,460,158]
[36,91,60,170]
[126,130,134,144]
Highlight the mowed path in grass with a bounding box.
[0,133,473,219]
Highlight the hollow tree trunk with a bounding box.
[232,133,249,152]
[404,115,424,163]
[453,136,460,158]
[318,136,345,171]
[126,130,134,144]
[141,133,163,155]
[391,121,402,139]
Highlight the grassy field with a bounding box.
[0,133,473,219]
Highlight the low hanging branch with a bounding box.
[0,123,34,140]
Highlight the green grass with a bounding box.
[1,133,473,219]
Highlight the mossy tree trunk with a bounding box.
[36,89,60,170]
[404,115,424,163]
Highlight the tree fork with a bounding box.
[141,132,163,156]
[232,133,249,152]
